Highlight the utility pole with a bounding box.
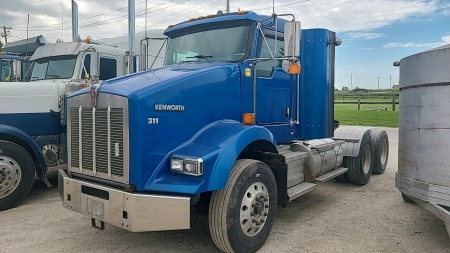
[389,75,392,89]
[350,73,353,90]
[226,0,230,13]
[2,26,9,44]
[61,4,64,41]
[378,77,380,92]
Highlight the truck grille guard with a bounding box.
[67,93,130,184]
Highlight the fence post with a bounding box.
[358,95,361,111]
[392,94,396,111]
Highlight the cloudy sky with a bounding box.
[1,0,450,89]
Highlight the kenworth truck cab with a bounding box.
[57,11,389,253]
[0,41,136,211]
[0,54,32,82]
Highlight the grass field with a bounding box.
[334,104,399,128]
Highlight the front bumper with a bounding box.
[58,169,191,232]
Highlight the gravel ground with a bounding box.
[2,127,450,253]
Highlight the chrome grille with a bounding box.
[68,93,129,183]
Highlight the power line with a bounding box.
[14,0,184,31]
[79,0,190,29]
[136,0,223,33]
[13,0,149,29]
[252,0,310,11]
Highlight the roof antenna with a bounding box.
[273,0,275,14]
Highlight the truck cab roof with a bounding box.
[30,42,128,61]
[164,11,288,36]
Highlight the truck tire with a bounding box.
[347,131,374,185]
[401,193,415,203]
[0,141,36,211]
[370,129,389,174]
[209,159,277,253]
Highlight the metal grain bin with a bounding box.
[394,43,450,236]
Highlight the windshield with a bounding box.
[31,55,77,80]
[1,60,12,81]
[164,21,252,65]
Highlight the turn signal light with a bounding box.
[238,10,247,15]
[188,18,195,22]
[289,63,301,75]
[168,24,174,28]
[206,14,214,18]
[243,113,255,124]
[197,16,204,20]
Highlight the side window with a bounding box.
[256,34,284,78]
[81,54,91,79]
[81,55,117,80]
[99,58,117,80]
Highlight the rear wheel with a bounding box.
[371,129,389,174]
[347,131,374,185]
[209,159,277,253]
[402,193,415,203]
[0,141,36,211]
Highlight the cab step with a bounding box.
[314,167,348,183]
[287,182,316,202]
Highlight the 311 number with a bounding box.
[148,118,159,124]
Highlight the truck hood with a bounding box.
[0,81,62,114]
[69,61,240,99]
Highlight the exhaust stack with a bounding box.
[71,0,79,42]
[128,0,136,74]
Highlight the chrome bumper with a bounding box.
[58,169,191,232]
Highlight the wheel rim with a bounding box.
[380,139,388,165]
[240,182,269,237]
[0,155,22,199]
[362,145,372,174]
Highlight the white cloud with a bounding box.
[347,32,385,40]
[383,34,450,48]
[383,42,442,48]
[1,0,448,44]
[442,35,450,43]
[357,47,375,50]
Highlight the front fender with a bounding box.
[0,124,48,175]
[144,120,277,194]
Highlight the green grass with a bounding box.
[334,104,399,128]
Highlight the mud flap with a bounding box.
[36,166,53,188]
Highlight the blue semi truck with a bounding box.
[55,11,389,253]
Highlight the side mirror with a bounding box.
[89,52,99,77]
[284,21,301,58]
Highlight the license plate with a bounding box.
[87,198,104,217]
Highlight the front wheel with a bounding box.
[0,141,36,211]
[209,159,277,253]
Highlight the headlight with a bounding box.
[170,159,184,172]
[170,156,203,176]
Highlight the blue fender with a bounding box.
[0,124,48,177]
[144,120,277,194]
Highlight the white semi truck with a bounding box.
[0,29,167,211]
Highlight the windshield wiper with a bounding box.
[186,55,213,61]
[46,74,60,78]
